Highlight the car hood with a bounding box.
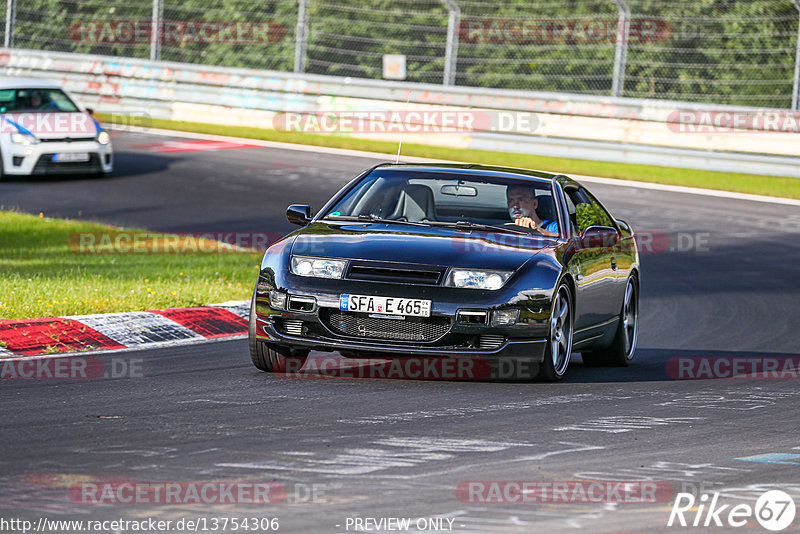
[0,111,99,138]
[290,222,552,271]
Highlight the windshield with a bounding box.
[324,169,560,236]
[0,88,80,113]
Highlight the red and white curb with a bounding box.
[0,301,249,357]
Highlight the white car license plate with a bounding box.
[340,294,431,317]
[52,153,90,163]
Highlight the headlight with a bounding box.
[290,256,346,279]
[445,269,511,290]
[11,132,38,145]
[96,131,110,145]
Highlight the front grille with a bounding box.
[321,310,451,342]
[275,319,304,336]
[283,320,304,336]
[39,137,96,143]
[479,334,505,350]
[32,153,102,174]
[346,261,444,285]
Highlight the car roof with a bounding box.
[0,77,62,90]
[373,163,561,183]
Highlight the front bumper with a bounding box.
[2,140,113,175]
[252,275,551,362]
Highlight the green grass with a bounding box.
[103,113,800,200]
[0,210,259,319]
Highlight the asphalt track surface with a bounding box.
[2,130,800,533]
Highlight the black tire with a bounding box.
[582,276,639,367]
[535,282,574,381]
[248,290,308,372]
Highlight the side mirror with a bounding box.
[578,226,619,249]
[286,204,312,226]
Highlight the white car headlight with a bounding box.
[445,269,511,290]
[96,131,110,145]
[11,132,38,145]
[290,256,346,279]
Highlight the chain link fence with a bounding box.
[2,0,800,108]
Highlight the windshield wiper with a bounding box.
[425,220,530,235]
[322,215,429,227]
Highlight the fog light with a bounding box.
[492,309,519,326]
[269,290,287,310]
[457,310,487,324]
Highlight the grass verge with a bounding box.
[0,210,258,319]
[103,113,800,200]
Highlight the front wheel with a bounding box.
[582,276,639,367]
[536,283,574,381]
[248,291,308,372]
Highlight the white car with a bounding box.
[0,77,112,177]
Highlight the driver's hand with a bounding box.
[514,217,538,229]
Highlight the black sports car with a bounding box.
[249,163,640,380]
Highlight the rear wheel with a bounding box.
[536,283,573,381]
[582,276,638,367]
[248,291,308,372]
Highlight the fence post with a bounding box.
[4,0,15,48]
[793,0,800,110]
[150,0,163,61]
[611,0,630,97]
[442,0,460,85]
[294,0,309,73]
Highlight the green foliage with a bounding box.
[0,210,259,319]
[15,0,796,106]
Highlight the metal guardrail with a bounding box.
[1,48,798,178]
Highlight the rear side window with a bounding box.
[584,190,616,228]
[566,188,601,235]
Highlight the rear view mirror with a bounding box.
[441,184,477,197]
[286,204,312,226]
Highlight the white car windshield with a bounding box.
[0,88,80,113]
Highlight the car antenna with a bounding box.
[395,90,411,164]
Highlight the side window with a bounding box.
[566,189,601,235]
[585,191,616,228]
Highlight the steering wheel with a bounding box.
[504,221,541,234]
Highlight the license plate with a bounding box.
[52,153,90,162]
[340,294,431,317]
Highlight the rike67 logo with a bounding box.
[668,490,796,531]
